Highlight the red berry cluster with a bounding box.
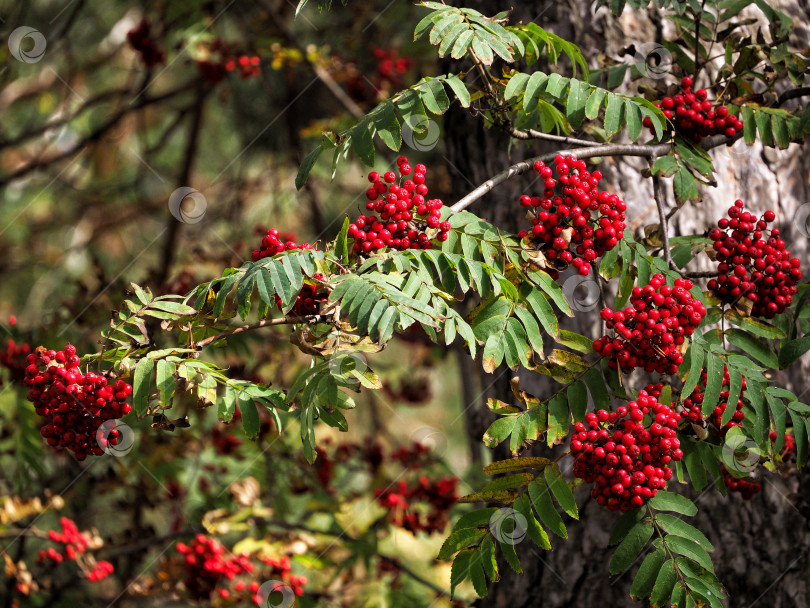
[212,423,242,456]
[641,382,664,400]
[313,440,407,492]
[251,229,326,316]
[375,476,458,533]
[212,405,276,458]
[390,442,430,468]
[252,228,315,261]
[36,518,114,582]
[126,20,166,67]
[38,518,89,564]
[87,560,115,582]
[594,275,706,374]
[721,465,761,499]
[176,535,254,601]
[343,48,413,104]
[723,431,796,499]
[257,555,308,598]
[383,375,432,405]
[229,580,261,602]
[330,440,385,470]
[308,440,455,532]
[707,200,801,319]
[371,47,413,93]
[253,225,298,242]
[0,338,32,383]
[680,367,746,433]
[24,346,132,460]
[284,275,326,316]
[197,39,261,84]
[175,536,307,603]
[349,156,450,254]
[314,446,335,487]
[571,391,683,512]
[771,430,796,461]
[159,269,197,296]
[518,155,626,277]
[643,77,743,142]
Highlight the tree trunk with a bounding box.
[443,1,810,606]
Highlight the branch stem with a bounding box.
[450,133,733,214]
[195,316,321,349]
[682,270,721,279]
[451,142,669,213]
[499,121,602,147]
[693,0,707,81]
[650,160,674,270]
[778,87,810,106]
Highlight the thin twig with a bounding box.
[665,204,681,221]
[0,528,49,539]
[450,133,734,214]
[102,528,201,558]
[380,556,452,598]
[0,84,195,187]
[195,316,321,349]
[470,49,600,148]
[592,260,607,334]
[650,157,674,270]
[0,88,129,149]
[682,270,721,279]
[499,122,602,147]
[156,85,209,287]
[451,142,670,213]
[255,519,451,597]
[693,0,707,81]
[259,0,365,119]
[778,87,810,106]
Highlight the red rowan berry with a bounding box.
[644,79,743,142]
[519,156,626,274]
[707,202,801,318]
[571,392,682,512]
[593,274,705,374]
[348,157,450,254]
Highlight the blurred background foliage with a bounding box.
[0,1,479,606]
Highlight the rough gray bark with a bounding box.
[442,1,810,606]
